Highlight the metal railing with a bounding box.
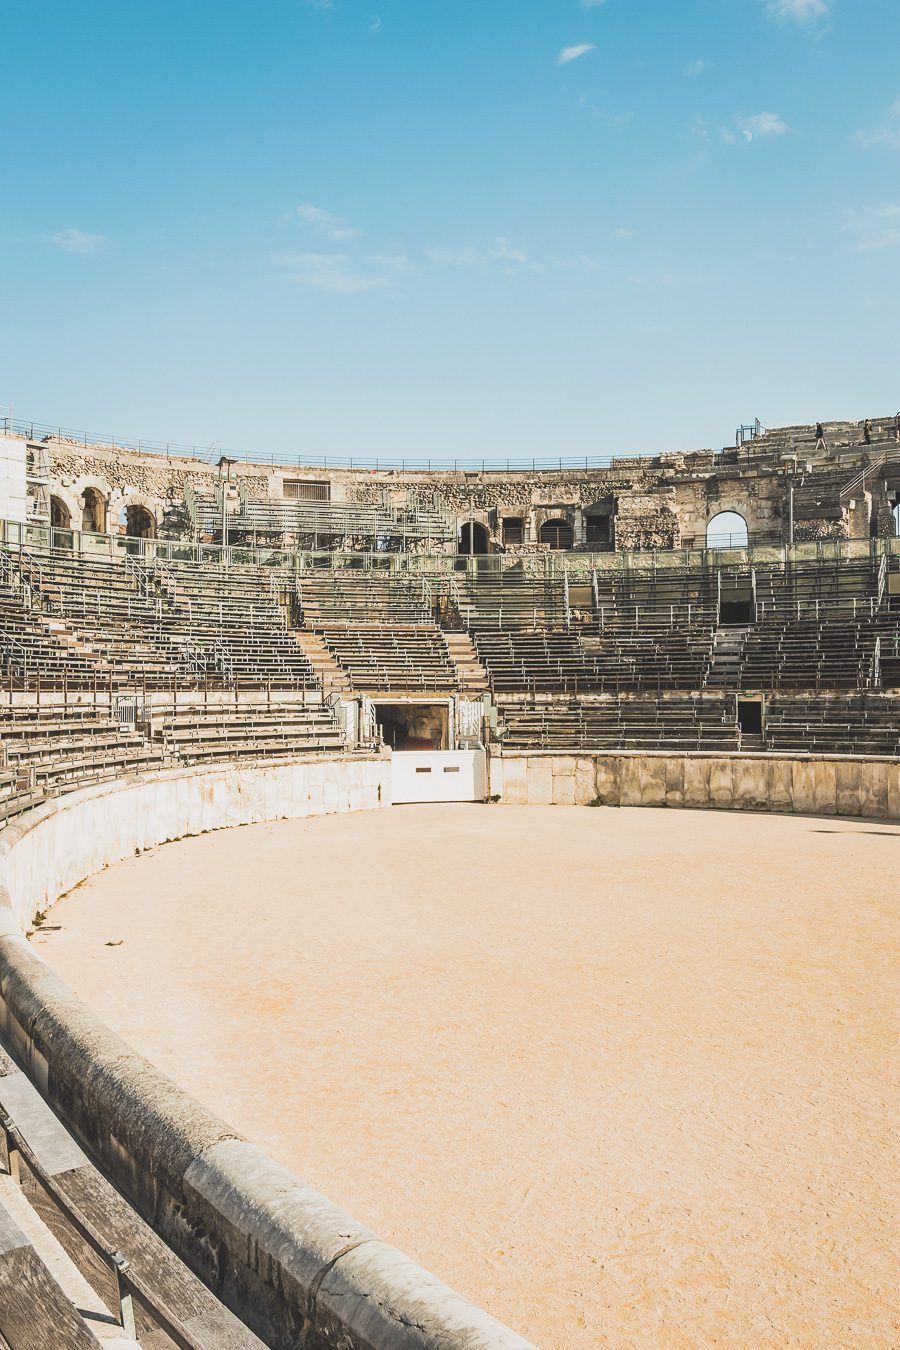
[2,414,667,472]
[1,516,898,580]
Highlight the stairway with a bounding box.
[706,626,748,690]
[443,630,489,693]
[291,629,351,695]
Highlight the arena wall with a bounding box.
[0,756,535,1350]
[489,749,900,816]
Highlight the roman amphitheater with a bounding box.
[0,413,897,1348]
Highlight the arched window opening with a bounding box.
[539,518,574,550]
[50,496,71,529]
[892,501,900,537]
[706,511,749,549]
[81,487,106,533]
[458,521,489,555]
[125,504,156,540]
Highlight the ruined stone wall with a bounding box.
[34,423,900,551]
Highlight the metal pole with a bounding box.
[111,1252,136,1338]
[2,1116,20,1185]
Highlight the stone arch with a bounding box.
[125,503,157,540]
[50,495,72,529]
[539,518,574,550]
[893,502,900,536]
[458,521,489,555]
[706,510,749,548]
[80,485,107,533]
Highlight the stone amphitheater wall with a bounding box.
[489,748,900,816]
[2,750,898,1345]
[0,755,535,1350]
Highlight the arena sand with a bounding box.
[36,804,898,1349]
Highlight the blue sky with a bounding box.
[2,0,899,461]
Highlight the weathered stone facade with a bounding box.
[32,413,900,552]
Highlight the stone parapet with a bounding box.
[489,749,900,818]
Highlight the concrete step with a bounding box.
[292,630,351,694]
[442,631,489,692]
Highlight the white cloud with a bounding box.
[847,204,900,252]
[736,112,789,142]
[366,252,413,273]
[48,228,107,254]
[276,252,389,294]
[578,95,632,128]
[494,238,529,265]
[684,59,706,77]
[559,43,595,65]
[765,0,829,20]
[858,96,900,151]
[291,203,358,241]
[425,246,485,268]
[426,240,596,276]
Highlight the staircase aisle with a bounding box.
[706,626,747,690]
[443,631,489,694]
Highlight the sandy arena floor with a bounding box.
[35,804,898,1348]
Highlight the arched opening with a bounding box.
[706,511,749,549]
[539,518,574,550]
[458,521,489,555]
[50,496,71,529]
[81,487,106,533]
[892,501,900,536]
[125,504,156,540]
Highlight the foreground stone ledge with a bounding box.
[0,755,536,1350]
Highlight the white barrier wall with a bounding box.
[0,434,27,525]
[391,749,487,803]
[0,754,392,932]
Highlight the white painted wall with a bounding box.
[0,434,28,524]
[391,749,486,803]
[0,754,392,933]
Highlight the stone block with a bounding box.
[501,757,528,805]
[887,763,900,821]
[594,756,620,805]
[618,758,643,808]
[732,760,766,811]
[835,760,862,816]
[708,760,734,807]
[812,760,837,815]
[768,759,794,812]
[574,758,597,805]
[552,772,576,807]
[663,758,685,806]
[683,757,711,808]
[790,761,817,815]
[526,756,553,805]
[860,761,889,818]
[639,758,666,807]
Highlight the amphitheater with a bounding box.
[0,414,897,1348]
